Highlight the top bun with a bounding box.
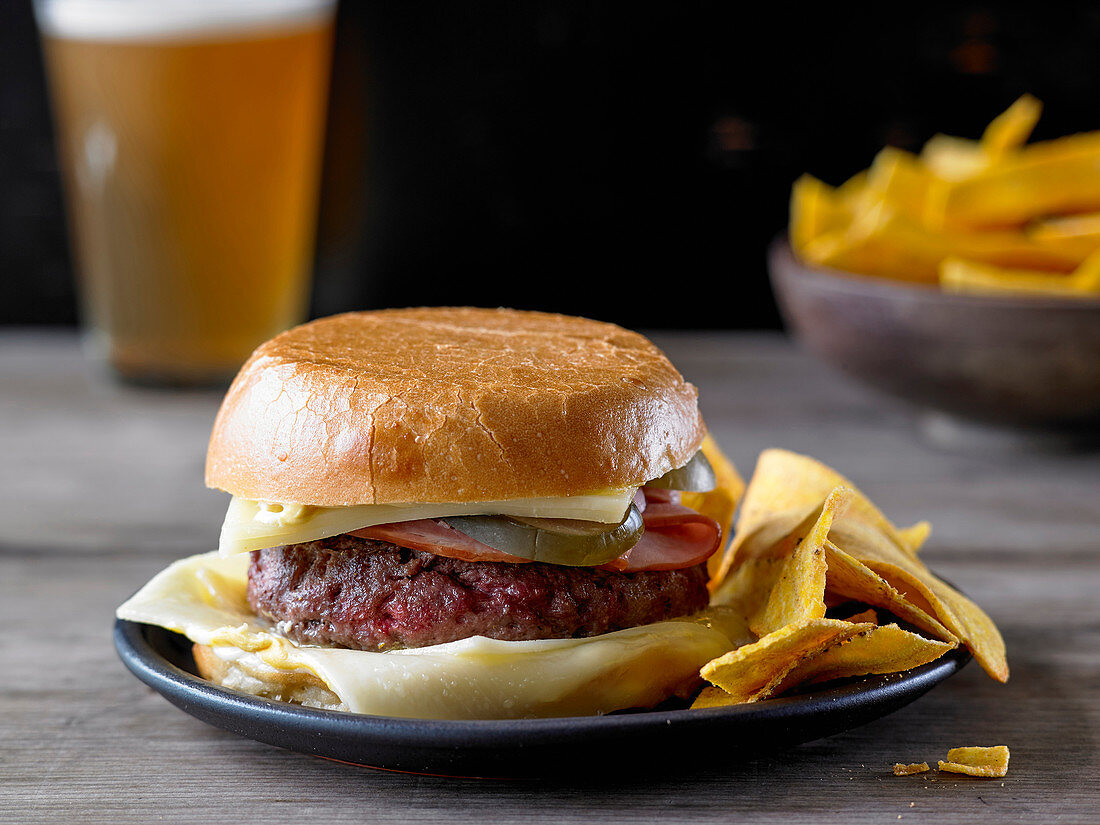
[205,308,705,506]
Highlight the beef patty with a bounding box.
[248,534,710,650]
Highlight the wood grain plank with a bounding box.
[2,331,1099,824]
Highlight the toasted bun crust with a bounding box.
[206,308,705,505]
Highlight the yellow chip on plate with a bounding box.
[845,608,878,625]
[895,521,932,555]
[696,450,1006,709]
[723,449,928,577]
[680,434,744,584]
[824,541,955,643]
[938,746,1010,778]
[691,685,740,709]
[697,618,870,706]
[773,623,956,693]
[711,486,849,632]
[829,517,1008,683]
[752,486,850,636]
[724,450,1007,683]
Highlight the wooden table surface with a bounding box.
[2,329,1098,824]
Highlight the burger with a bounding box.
[117,307,745,719]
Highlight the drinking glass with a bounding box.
[35,0,337,384]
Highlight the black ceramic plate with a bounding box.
[114,618,970,777]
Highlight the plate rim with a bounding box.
[114,616,971,746]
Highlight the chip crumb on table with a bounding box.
[893,762,930,776]
[892,746,1010,779]
[938,745,1010,778]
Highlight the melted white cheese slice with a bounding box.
[217,487,638,556]
[117,551,749,719]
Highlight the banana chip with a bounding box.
[798,208,1081,283]
[1031,211,1100,243]
[941,253,1100,298]
[940,131,1100,229]
[789,175,849,255]
[921,134,988,181]
[980,94,1041,159]
[791,94,1100,297]
[864,147,945,227]
[691,684,743,709]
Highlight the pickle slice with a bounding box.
[645,450,717,492]
[444,504,645,567]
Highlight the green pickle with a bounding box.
[644,450,717,492]
[445,449,714,566]
[444,503,645,567]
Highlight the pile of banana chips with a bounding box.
[693,447,1007,708]
[791,94,1100,299]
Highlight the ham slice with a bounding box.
[350,489,721,572]
[601,495,722,572]
[350,519,521,564]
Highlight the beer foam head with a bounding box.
[36,0,336,40]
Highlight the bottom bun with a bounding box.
[192,643,345,711]
[118,551,748,719]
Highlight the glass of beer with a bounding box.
[34,0,336,385]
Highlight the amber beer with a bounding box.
[37,1,336,383]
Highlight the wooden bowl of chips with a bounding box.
[768,239,1100,431]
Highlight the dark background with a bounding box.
[6,2,1100,331]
